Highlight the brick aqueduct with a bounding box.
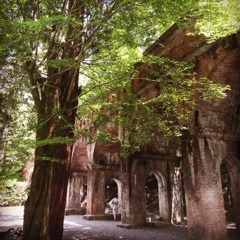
[65,25,240,240]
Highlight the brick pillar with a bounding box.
[65,172,86,214]
[121,157,147,227]
[154,171,170,222]
[171,167,184,224]
[182,136,228,240]
[86,168,106,215]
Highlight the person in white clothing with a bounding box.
[108,197,119,220]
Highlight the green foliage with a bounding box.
[0,99,36,180]
[0,61,36,180]
[0,179,29,206]
[0,0,238,161]
[77,54,229,156]
[194,0,240,42]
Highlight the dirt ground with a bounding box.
[0,206,238,240]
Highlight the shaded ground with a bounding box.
[0,206,238,240]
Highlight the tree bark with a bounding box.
[23,67,79,239]
[22,0,83,237]
[23,145,72,240]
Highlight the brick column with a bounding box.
[65,172,86,215]
[171,167,184,224]
[182,136,228,240]
[153,171,170,222]
[86,168,106,215]
[120,157,147,227]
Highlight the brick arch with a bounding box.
[71,138,95,171]
[222,154,240,175]
[149,170,170,221]
[111,178,122,203]
[105,178,122,201]
[106,178,122,215]
[222,155,240,236]
[196,47,240,134]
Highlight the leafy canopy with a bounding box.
[77,54,230,156]
[0,0,238,160]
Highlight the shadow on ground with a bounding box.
[0,207,238,240]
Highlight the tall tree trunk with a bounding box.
[23,66,79,239]
[23,145,72,239]
[23,0,83,237]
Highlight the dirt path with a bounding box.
[0,206,237,240]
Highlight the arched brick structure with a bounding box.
[180,31,240,239]
[85,167,121,217]
[67,25,239,240]
[182,137,228,240]
[151,170,170,222]
[120,152,181,227]
[65,138,90,215]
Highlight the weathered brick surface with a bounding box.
[144,26,240,239]
[68,26,240,239]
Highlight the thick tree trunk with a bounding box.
[23,69,79,239]
[23,143,72,240]
[22,1,83,237]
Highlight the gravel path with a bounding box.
[0,206,238,240]
[63,216,188,240]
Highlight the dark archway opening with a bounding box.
[105,179,118,213]
[80,176,87,207]
[181,172,187,218]
[221,163,235,222]
[145,173,159,221]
